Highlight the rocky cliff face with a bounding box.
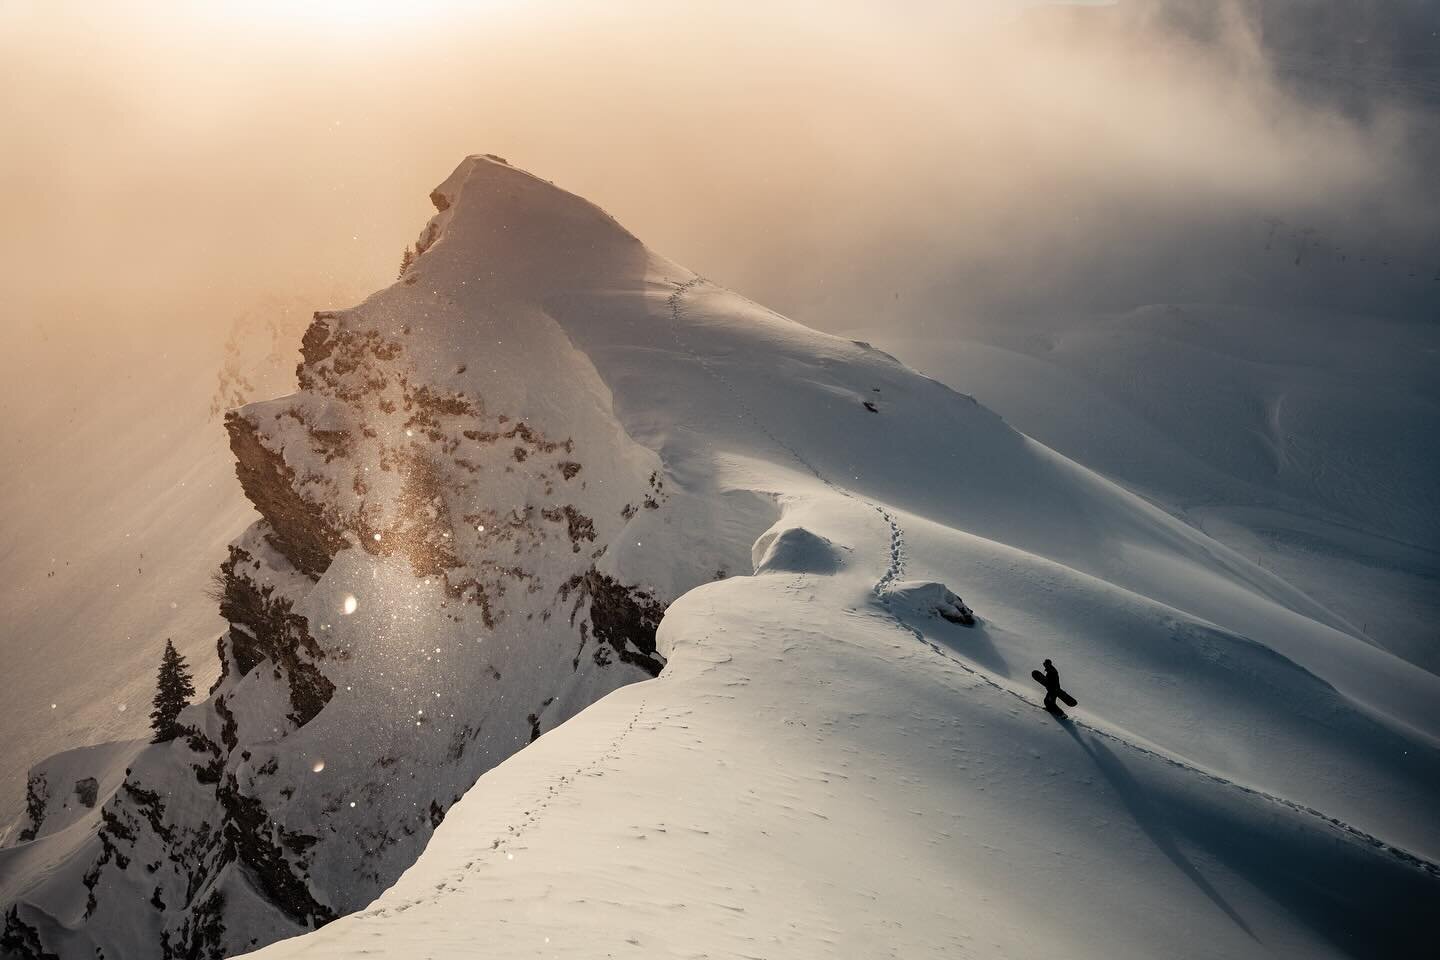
[0,156,698,959]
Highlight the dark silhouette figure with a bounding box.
[1032,658,1077,713]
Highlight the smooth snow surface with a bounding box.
[239,158,1436,959]
[870,312,1440,675]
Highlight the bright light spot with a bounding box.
[434,647,441,653]
[476,524,485,533]
[50,703,56,710]
[312,759,325,773]
[350,801,356,808]
[406,429,413,437]
[506,852,514,861]
[117,704,127,712]
[373,532,383,542]
[342,595,358,615]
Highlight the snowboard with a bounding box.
[1031,669,1078,707]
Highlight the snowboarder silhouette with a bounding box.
[1032,659,1077,714]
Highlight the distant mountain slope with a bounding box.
[872,304,1440,674]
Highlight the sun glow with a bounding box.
[210,0,523,31]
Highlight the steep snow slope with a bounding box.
[207,157,1440,959]
[871,309,1440,674]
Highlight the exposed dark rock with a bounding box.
[225,415,346,579]
[75,777,99,809]
[526,696,557,743]
[18,774,46,842]
[208,634,230,695]
[122,783,173,846]
[214,695,238,752]
[542,506,596,552]
[218,547,334,727]
[215,777,335,929]
[166,889,227,960]
[1,907,58,960]
[559,570,667,676]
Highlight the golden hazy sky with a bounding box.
[1,1,1430,333]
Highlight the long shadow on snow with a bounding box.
[1058,716,1435,957]
[1057,719,1258,941]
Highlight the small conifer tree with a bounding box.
[149,640,195,743]
[398,245,415,278]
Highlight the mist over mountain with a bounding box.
[1,2,1436,957]
[3,152,1435,960]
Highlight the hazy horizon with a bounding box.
[3,0,1436,346]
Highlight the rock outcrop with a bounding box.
[0,156,696,959]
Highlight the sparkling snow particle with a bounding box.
[312,760,325,773]
[343,595,358,615]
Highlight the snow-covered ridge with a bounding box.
[0,156,708,959]
[4,156,1436,959]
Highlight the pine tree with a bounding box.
[149,640,195,743]
[398,245,415,278]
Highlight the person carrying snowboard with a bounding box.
[1032,658,1077,714]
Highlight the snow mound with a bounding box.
[886,579,976,625]
[751,525,846,575]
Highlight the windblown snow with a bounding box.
[3,157,1435,959]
